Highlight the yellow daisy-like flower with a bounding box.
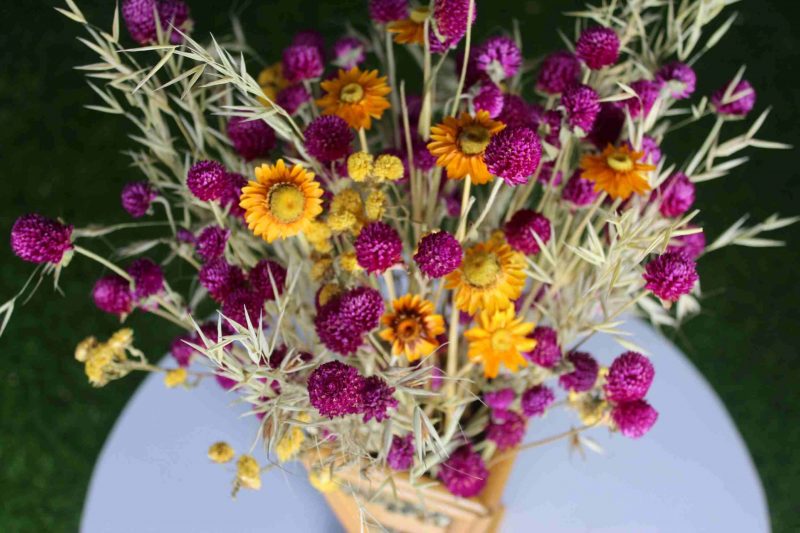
[579,144,656,200]
[236,455,262,490]
[164,368,188,388]
[445,234,526,315]
[427,111,506,185]
[208,441,235,464]
[275,426,305,463]
[464,307,536,378]
[379,295,446,362]
[240,159,324,243]
[257,62,289,104]
[387,7,430,45]
[317,67,391,130]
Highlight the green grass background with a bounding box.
[1,1,798,531]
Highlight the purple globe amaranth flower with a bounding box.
[667,226,705,260]
[276,84,311,115]
[176,228,195,244]
[536,51,581,94]
[657,62,696,99]
[199,258,246,302]
[307,361,365,418]
[221,287,264,326]
[623,79,662,119]
[504,210,551,255]
[315,287,384,355]
[434,0,477,41]
[221,173,247,219]
[215,373,237,390]
[472,80,504,118]
[360,375,398,422]
[283,44,324,83]
[605,351,655,403]
[339,286,385,331]
[227,116,277,161]
[332,36,366,70]
[439,445,488,498]
[304,115,354,163]
[658,172,695,218]
[625,135,662,164]
[92,275,133,315]
[170,333,195,367]
[542,109,563,148]
[643,251,699,302]
[122,0,191,45]
[497,94,534,129]
[292,30,326,58]
[195,226,229,261]
[414,231,463,278]
[484,388,515,411]
[354,221,403,273]
[711,79,756,118]
[484,127,542,186]
[524,326,561,368]
[612,399,658,438]
[248,259,287,300]
[126,258,164,300]
[521,385,555,417]
[10,214,73,264]
[121,181,157,218]
[368,0,409,24]
[588,102,625,149]
[413,139,437,171]
[187,160,229,202]
[559,351,599,392]
[561,84,600,134]
[474,36,522,81]
[576,26,620,70]
[387,434,415,471]
[561,170,599,207]
[487,409,526,451]
[537,161,563,188]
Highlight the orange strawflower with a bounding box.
[257,62,289,105]
[379,294,445,362]
[464,307,536,378]
[427,111,506,185]
[387,7,430,45]
[316,67,391,130]
[579,144,656,200]
[240,160,324,243]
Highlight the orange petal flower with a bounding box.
[316,67,392,130]
[579,144,656,200]
[387,7,430,45]
[464,307,536,378]
[427,111,506,185]
[379,294,445,362]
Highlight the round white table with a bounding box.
[81,318,770,532]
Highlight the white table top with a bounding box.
[81,318,770,532]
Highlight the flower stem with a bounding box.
[73,245,132,282]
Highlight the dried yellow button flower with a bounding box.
[164,368,188,388]
[309,467,338,493]
[373,154,404,181]
[236,455,262,490]
[74,336,97,362]
[275,426,305,463]
[208,441,235,464]
[365,188,386,221]
[347,151,374,181]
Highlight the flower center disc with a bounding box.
[269,184,305,224]
[340,83,365,103]
[410,7,430,23]
[490,330,513,352]
[463,251,500,288]
[458,125,491,155]
[396,317,422,341]
[606,152,634,172]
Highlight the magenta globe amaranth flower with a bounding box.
[487,410,526,451]
[625,135,662,164]
[576,26,620,70]
[282,44,324,83]
[472,81,504,118]
[360,375,398,422]
[414,231,462,278]
[657,62,696,99]
[536,51,581,95]
[433,0,476,41]
[504,210,551,255]
[170,333,195,367]
[10,214,73,264]
[332,36,366,70]
[588,102,625,149]
[199,258,246,302]
[127,258,164,300]
[438,445,488,498]
[484,127,542,186]
[276,84,311,115]
[711,79,756,117]
[561,84,600,134]
[92,275,133,315]
[658,172,695,218]
[121,181,157,218]
[354,221,403,273]
[474,36,522,81]
[195,226,229,261]
[187,160,229,201]
[497,94,534,129]
[521,385,555,417]
[667,226,705,260]
[227,116,277,161]
[484,388,515,411]
[605,351,655,403]
[368,0,408,24]
[122,0,191,45]
[248,259,287,300]
[315,287,384,355]
[612,399,658,438]
[559,351,599,392]
[387,434,415,471]
[623,79,662,119]
[307,361,365,418]
[643,251,699,302]
[524,326,561,367]
[339,286,385,331]
[221,287,264,326]
[304,115,354,163]
[292,30,326,58]
[561,170,599,207]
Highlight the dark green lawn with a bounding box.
[1,1,798,531]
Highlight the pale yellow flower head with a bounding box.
[208,441,235,464]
